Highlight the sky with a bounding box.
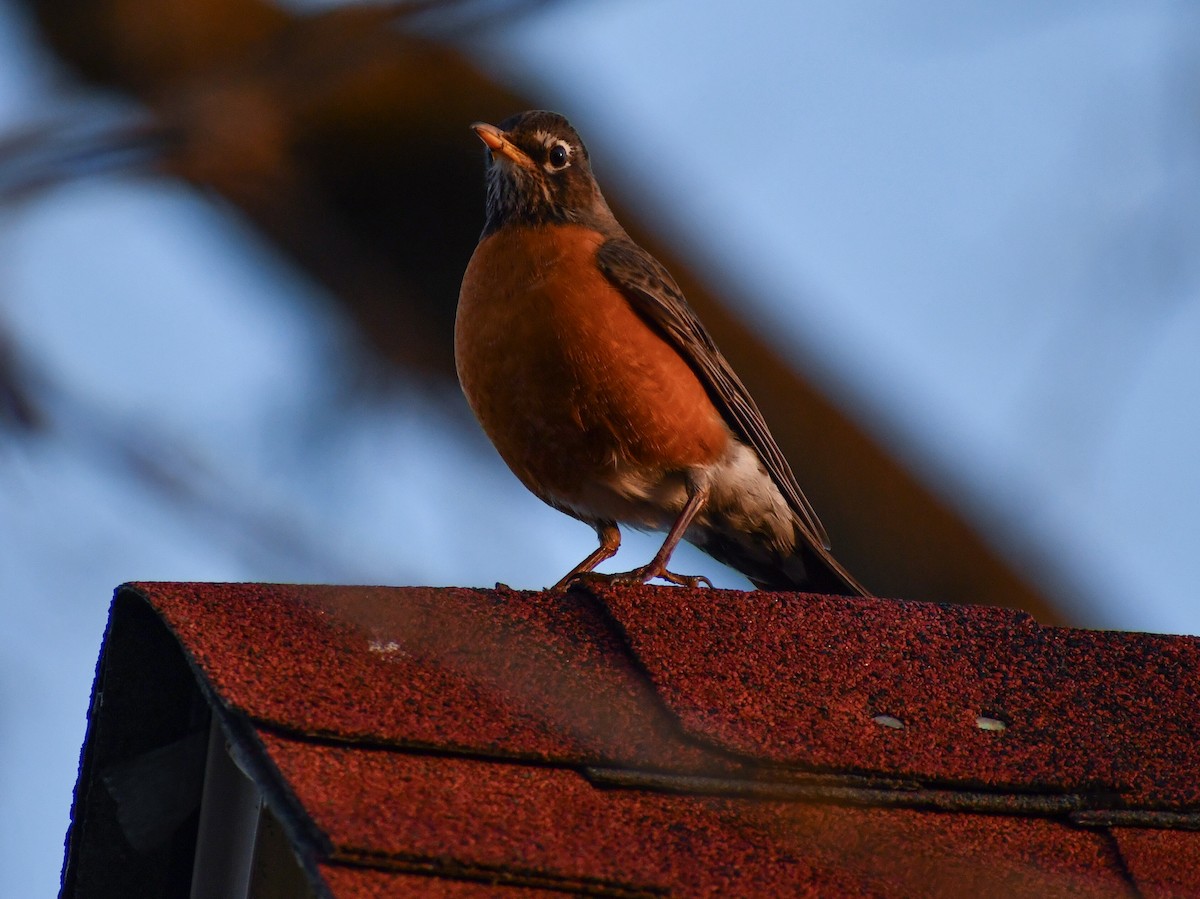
[2,1,1199,895]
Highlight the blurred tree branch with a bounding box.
[0,326,41,430]
[6,0,1066,619]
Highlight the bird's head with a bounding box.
[471,110,618,236]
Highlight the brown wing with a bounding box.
[595,237,832,552]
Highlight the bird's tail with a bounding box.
[696,527,870,597]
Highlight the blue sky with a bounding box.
[473,1,1200,625]
[2,2,1198,895]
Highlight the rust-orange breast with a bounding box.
[456,224,729,505]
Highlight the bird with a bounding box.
[456,110,867,595]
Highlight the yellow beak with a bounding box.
[471,122,534,168]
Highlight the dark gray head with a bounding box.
[471,110,620,237]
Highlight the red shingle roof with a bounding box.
[64,582,1200,897]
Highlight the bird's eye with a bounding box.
[547,141,570,170]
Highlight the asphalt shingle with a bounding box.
[62,582,1200,897]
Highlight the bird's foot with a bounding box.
[566,566,713,590]
[656,569,714,589]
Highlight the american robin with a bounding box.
[457,110,867,595]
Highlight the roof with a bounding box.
[63,582,1200,897]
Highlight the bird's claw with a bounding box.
[658,570,714,589]
[563,566,712,590]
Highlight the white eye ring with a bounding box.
[545,140,571,171]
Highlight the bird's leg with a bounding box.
[553,521,621,589]
[574,477,714,590]
[629,476,713,588]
